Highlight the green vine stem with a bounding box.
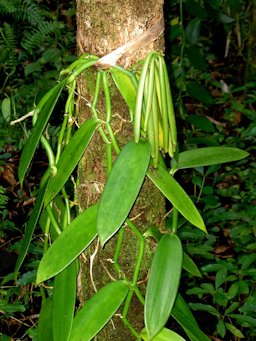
[113,226,125,275]
[62,187,71,226]
[43,216,51,253]
[102,72,112,123]
[172,207,179,233]
[121,218,145,337]
[46,205,62,235]
[56,114,69,163]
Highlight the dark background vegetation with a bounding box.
[0,0,255,340]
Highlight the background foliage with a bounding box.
[0,0,255,340]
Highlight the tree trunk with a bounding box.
[76,1,165,339]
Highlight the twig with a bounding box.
[10,111,34,125]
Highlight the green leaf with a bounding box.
[14,182,48,277]
[186,81,215,105]
[141,327,186,341]
[172,147,249,171]
[18,80,66,186]
[228,314,256,327]
[38,297,53,341]
[69,280,129,341]
[189,303,221,317]
[183,252,202,277]
[97,140,151,245]
[217,320,226,338]
[186,114,214,132]
[147,165,206,232]
[53,261,77,341]
[37,204,98,283]
[184,0,208,19]
[187,47,208,72]
[45,118,99,205]
[225,323,244,338]
[185,18,201,45]
[1,97,11,122]
[110,67,137,117]
[145,234,183,340]
[218,12,234,24]
[0,303,25,313]
[171,294,211,341]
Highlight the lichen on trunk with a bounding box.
[76,0,165,339]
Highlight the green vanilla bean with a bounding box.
[143,58,155,132]
[134,51,157,142]
[102,71,112,123]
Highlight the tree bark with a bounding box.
[76,1,165,339]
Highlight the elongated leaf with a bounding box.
[171,294,210,341]
[186,81,214,104]
[97,140,151,245]
[183,252,202,277]
[228,314,256,327]
[147,165,206,232]
[45,118,99,205]
[141,327,186,341]
[0,303,25,313]
[69,280,129,341]
[18,80,66,186]
[189,303,221,317]
[53,261,77,341]
[185,18,201,45]
[110,67,137,117]
[145,234,183,340]
[38,297,53,341]
[37,204,98,283]
[225,323,244,338]
[172,147,249,171]
[14,182,48,277]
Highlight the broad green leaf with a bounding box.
[217,320,226,338]
[0,303,25,313]
[145,234,183,340]
[185,18,201,45]
[186,114,214,132]
[69,280,129,341]
[228,314,256,327]
[186,81,215,105]
[97,140,151,245]
[147,165,206,232]
[110,67,137,117]
[218,13,234,24]
[38,297,53,341]
[189,303,221,317]
[45,118,99,205]
[225,323,244,338]
[187,47,208,72]
[14,182,48,277]
[183,252,202,277]
[171,294,211,341]
[171,147,249,171]
[141,327,186,341]
[37,204,98,283]
[53,261,77,341]
[183,0,208,19]
[18,80,66,186]
[1,97,11,122]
